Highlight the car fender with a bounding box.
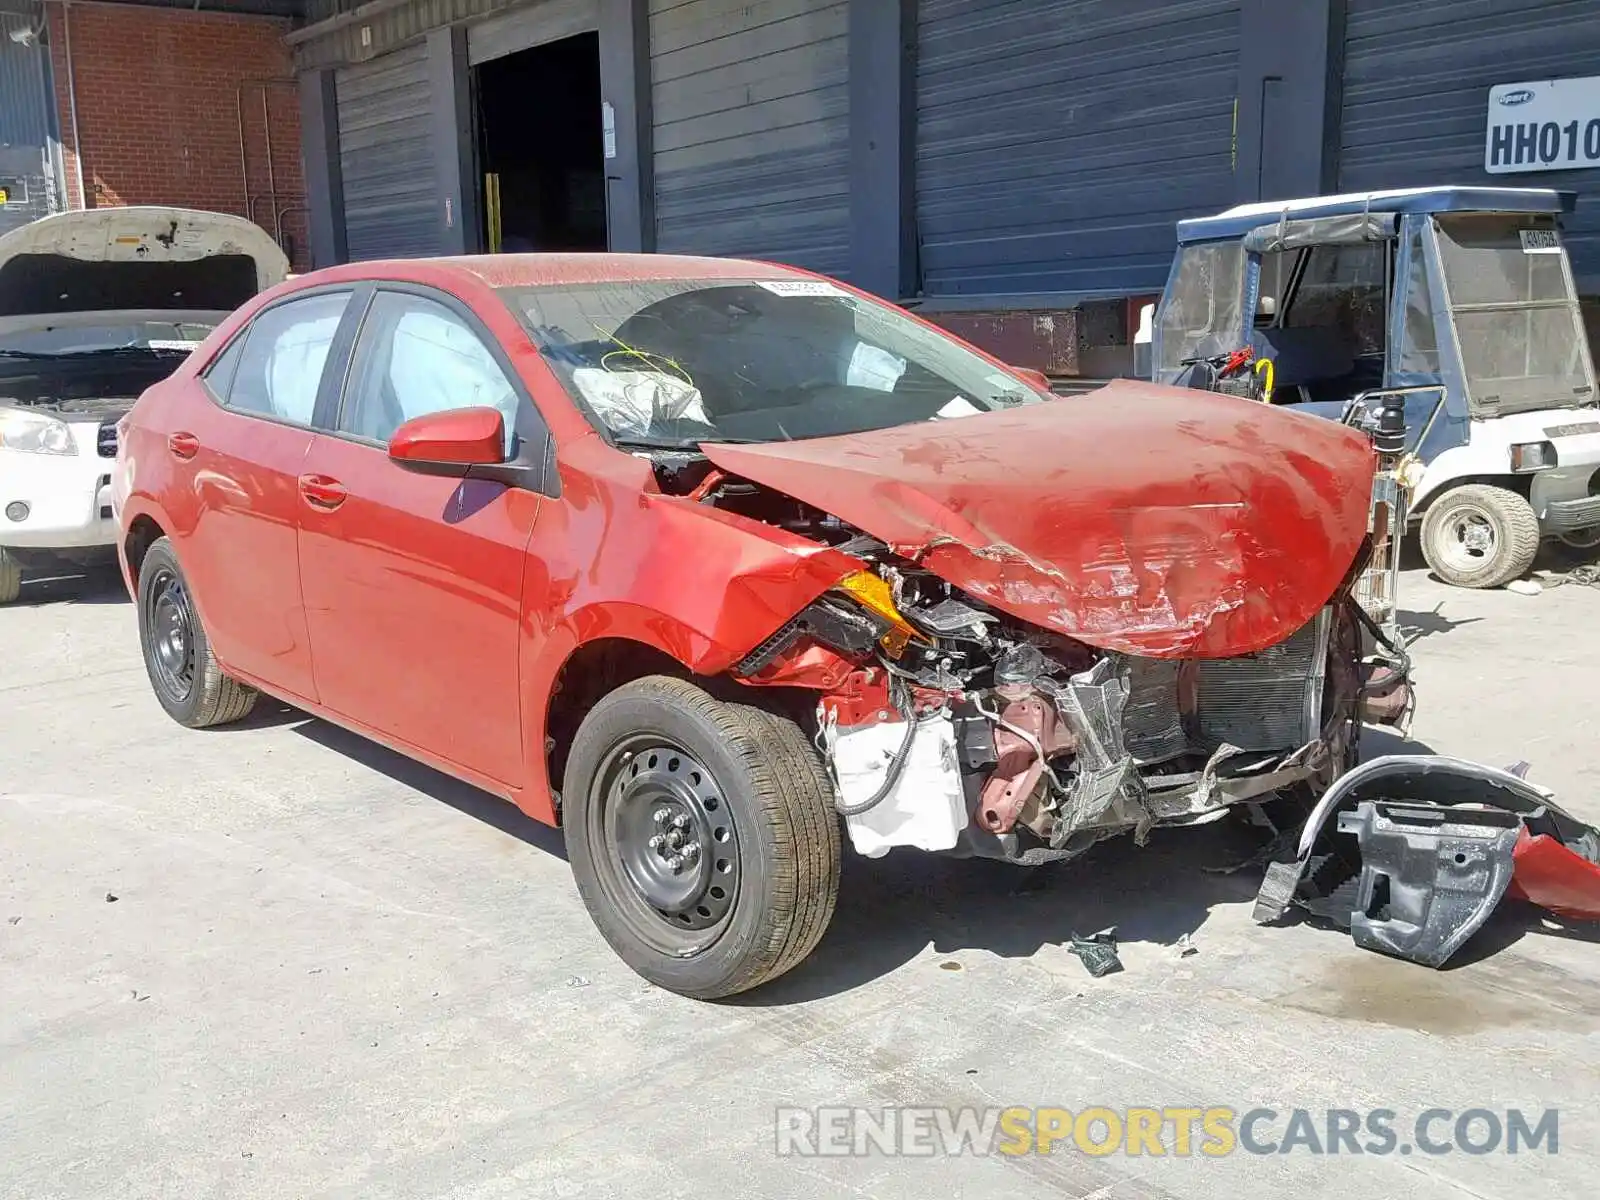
[1412,412,1600,509]
[513,451,866,822]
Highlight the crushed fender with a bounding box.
[1255,754,1600,966]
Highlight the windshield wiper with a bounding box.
[0,345,189,362]
[612,433,769,451]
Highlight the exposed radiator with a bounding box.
[1123,609,1331,762]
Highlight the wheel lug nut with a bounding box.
[683,843,700,860]
[671,814,690,830]
[647,834,664,850]
[653,808,671,825]
[666,855,684,872]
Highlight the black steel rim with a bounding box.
[145,566,196,703]
[588,735,741,955]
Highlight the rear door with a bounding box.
[179,288,355,701]
[296,286,545,788]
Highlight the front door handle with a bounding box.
[298,474,348,510]
[168,431,199,460]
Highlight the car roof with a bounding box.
[1176,186,1576,243]
[291,252,808,291]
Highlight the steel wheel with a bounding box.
[588,735,741,956]
[1437,503,1498,574]
[144,565,196,703]
[1557,526,1600,552]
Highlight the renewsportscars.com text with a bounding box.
[774,1106,1560,1159]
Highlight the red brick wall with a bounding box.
[46,3,308,271]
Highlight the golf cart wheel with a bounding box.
[563,676,840,999]
[1420,484,1540,589]
[135,537,258,728]
[0,549,19,604]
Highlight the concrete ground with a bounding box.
[2,555,1598,1199]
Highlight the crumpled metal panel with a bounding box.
[704,379,1376,659]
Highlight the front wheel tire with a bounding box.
[563,676,840,999]
[1419,484,1541,589]
[135,537,258,728]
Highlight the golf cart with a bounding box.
[1151,187,1600,592]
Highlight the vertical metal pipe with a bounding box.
[237,83,249,222]
[261,84,280,243]
[61,1,86,209]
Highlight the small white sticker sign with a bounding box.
[147,339,202,352]
[1520,228,1562,254]
[756,280,847,298]
[601,101,617,160]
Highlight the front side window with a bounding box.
[340,291,520,456]
[1156,242,1246,376]
[220,292,351,424]
[1434,214,1595,414]
[501,279,1043,447]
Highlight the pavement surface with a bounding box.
[3,555,1598,1199]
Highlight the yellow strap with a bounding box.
[1253,357,1275,403]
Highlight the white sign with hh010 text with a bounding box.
[1486,76,1600,174]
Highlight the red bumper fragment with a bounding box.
[1509,830,1600,921]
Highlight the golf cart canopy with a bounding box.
[0,207,289,318]
[1176,186,1576,245]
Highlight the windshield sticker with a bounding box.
[147,340,202,352]
[1520,229,1562,254]
[756,280,848,298]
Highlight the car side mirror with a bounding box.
[1012,367,1052,393]
[387,406,507,476]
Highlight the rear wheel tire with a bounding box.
[136,537,257,728]
[0,549,20,604]
[563,676,840,999]
[1420,484,1541,589]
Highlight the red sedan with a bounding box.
[114,253,1394,997]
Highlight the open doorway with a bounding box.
[473,32,607,253]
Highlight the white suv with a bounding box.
[0,207,287,601]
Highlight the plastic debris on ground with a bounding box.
[1067,928,1122,977]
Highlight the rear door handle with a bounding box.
[168,431,199,460]
[298,474,348,510]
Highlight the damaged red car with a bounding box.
[113,254,1410,998]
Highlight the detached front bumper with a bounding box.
[0,443,119,553]
[1255,755,1600,967]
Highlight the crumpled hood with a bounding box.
[0,207,288,317]
[702,379,1376,659]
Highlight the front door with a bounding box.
[296,287,541,788]
[177,289,354,702]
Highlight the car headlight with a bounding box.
[1510,441,1557,472]
[0,407,77,456]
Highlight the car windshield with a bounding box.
[0,318,217,360]
[501,278,1044,446]
[1434,214,1596,414]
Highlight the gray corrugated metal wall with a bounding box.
[649,0,850,276]
[915,0,1241,299]
[337,43,441,259]
[1339,0,1600,290]
[0,5,64,236]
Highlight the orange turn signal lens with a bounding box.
[834,570,924,659]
